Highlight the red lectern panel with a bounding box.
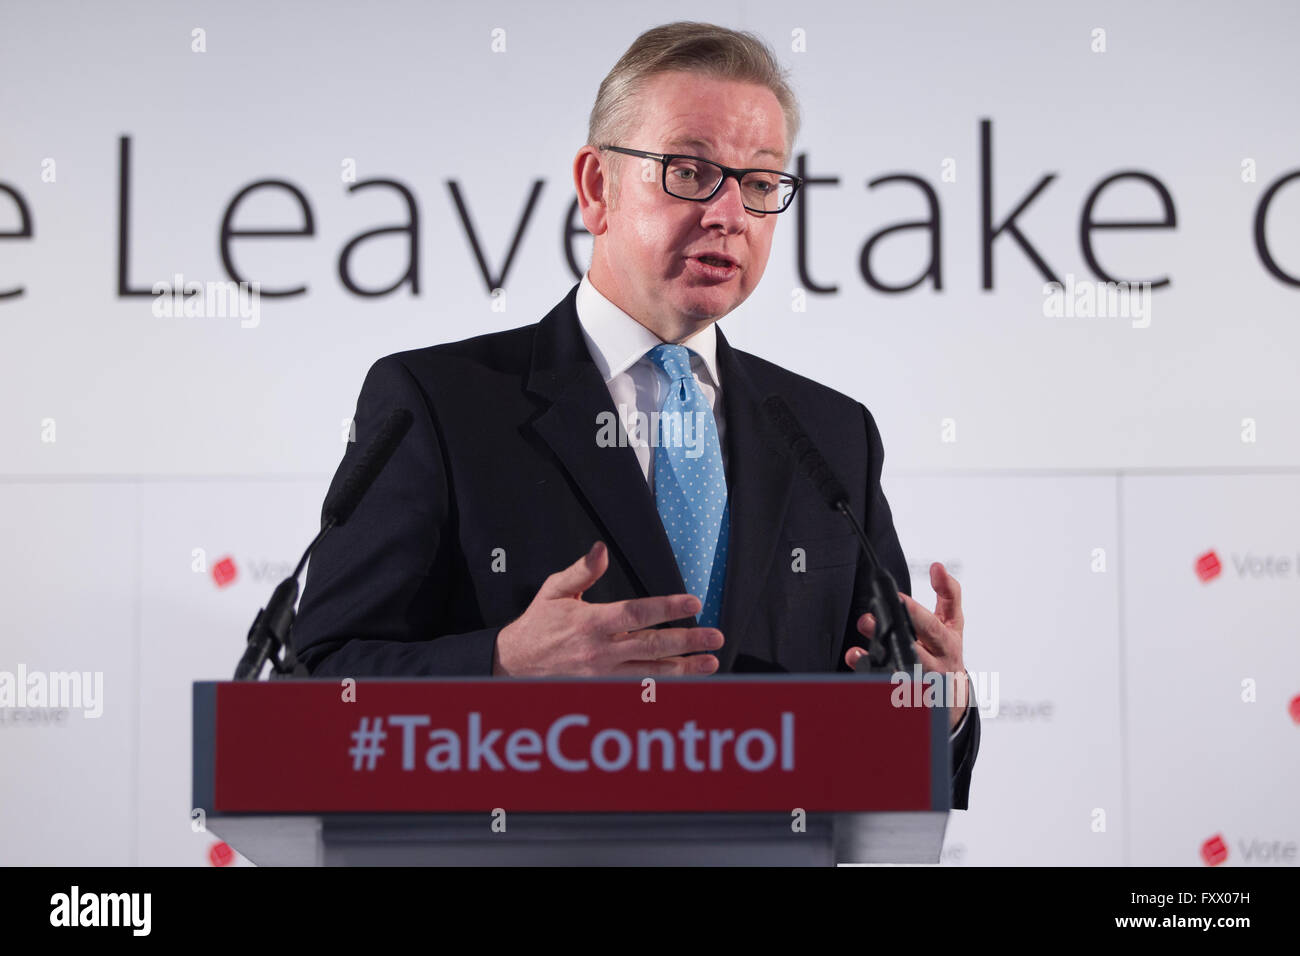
[193,676,949,813]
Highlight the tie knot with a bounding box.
[646,343,695,383]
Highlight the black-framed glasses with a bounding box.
[599,145,803,214]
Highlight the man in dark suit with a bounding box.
[291,22,978,807]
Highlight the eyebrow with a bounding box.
[662,138,786,166]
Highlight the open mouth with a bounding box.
[692,254,739,271]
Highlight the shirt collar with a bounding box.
[576,271,721,388]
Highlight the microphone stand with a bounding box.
[232,520,333,680]
[232,406,415,681]
[760,393,917,676]
[832,501,918,675]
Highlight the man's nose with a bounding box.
[699,175,749,230]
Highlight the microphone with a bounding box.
[323,408,414,527]
[761,394,917,673]
[233,408,415,680]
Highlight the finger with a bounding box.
[851,621,946,671]
[593,592,702,635]
[847,611,875,668]
[898,592,957,658]
[536,540,608,600]
[617,625,723,661]
[611,654,719,676]
[931,563,964,632]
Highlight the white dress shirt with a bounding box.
[575,271,727,492]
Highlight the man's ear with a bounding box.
[573,146,613,236]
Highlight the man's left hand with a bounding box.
[845,562,969,732]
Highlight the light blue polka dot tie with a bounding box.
[646,344,730,628]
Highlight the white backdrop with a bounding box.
[1,0,1297,866]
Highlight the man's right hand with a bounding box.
[491,541,723,677]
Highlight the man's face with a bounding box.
[584,71,788,341]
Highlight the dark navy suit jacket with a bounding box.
[291,282,979,807]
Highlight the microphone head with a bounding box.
[762,394,851,509]
[323,408,414,527]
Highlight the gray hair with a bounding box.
[587,21,801,204]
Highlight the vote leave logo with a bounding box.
[1200,833,1229,866]
[1194,550,1222,583]
[207,840,234,867]
[211,556,238,589]
[1198,833,1298,865]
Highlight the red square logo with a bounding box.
[208,840,235,867]
[212,556,238,589]
[1200,833,1229,866]
[1194,550,1222,582]
[1288,695,1300,725]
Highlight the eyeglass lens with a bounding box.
[663,157,795,212]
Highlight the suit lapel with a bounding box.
[713,325,796,669]
[525,285,688,603]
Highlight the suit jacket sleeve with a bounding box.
[842,402,980,810]
[290,355,503,676]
